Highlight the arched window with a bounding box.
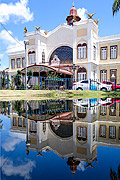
[43,122,46,133]
[100,70,107,82]
[93,45,96,60]
[28,50,35,65]
[49,46,73,65]
[77,43,87,59]
[77,126,87,141]
[77,67,87,81]
[42,51,45,63]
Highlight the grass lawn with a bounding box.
[0,90,120,101]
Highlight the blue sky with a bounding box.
[0,0,120,70]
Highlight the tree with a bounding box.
[14,101,22,116]
[14,70,21,89]
[27,70,33,84]
[112,0,120,16]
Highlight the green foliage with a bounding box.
[14,70,22,89]
[27,70,33,77]
[14,101,22,116]
[112,0,120,16]
[32,84,41,90]
[21,82,25,89]
[47,71,62,78]
[1,77,9,89]
[27,70,33,84]
[17,70,21,75]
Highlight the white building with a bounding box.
[8,3,120,83]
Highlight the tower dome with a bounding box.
[66,2,81,25]
[70,2,77,16]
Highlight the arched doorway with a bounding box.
[77,67,87,81]
[49,46,73,65]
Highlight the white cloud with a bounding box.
[0,0,33,24]
[0,29,24,70]
[0,156,35,179]
[77,8,87,20]
[0,30,24,53]
[0,30,18,45]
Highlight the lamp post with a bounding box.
[70,64,79,81]
[24,40,29,90]
[25,100,31,155]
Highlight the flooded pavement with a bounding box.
[0,98,120,180]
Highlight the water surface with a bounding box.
[0,98,120,180]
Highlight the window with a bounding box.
[30,121,37,133]
[78,73,87,81]
[110,69,117,83]
[18,117,22,127]
[11,59,15,69]
[13,117,17,126]
[110,45,117,59]
[109,126,116,139]
[81,80,88,83]
[28,51,35,65]
[78,106,86,113]
[101,47,107,60]
[77,43,87,59]
[109,104,116,116]
[23,118,26,128]
[50,46,73,64]
[100,70,107,82]
[42,51,45,63]
[17,58,21,68]
[100,106,107,116]
[43,122,46,133]
[93,125,95,139]
[93,46,96,60]
[77,126,87,141]
[22,57,26,68]
[105,81,113,85]
[100,125,106,138]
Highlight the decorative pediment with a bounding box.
[51,55,60,65]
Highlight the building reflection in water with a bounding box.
[0,98,120,175]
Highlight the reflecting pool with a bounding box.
[0,98,120,180]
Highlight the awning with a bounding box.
[21,64,73,76]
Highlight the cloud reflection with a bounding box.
[2,132,26,152]
[1,156,36,179]
[77,161,87,172]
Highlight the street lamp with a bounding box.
[70,64,79,80]
[25,100,31,155]
[24,40,29,90]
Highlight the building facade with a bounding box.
[8,4,120,83]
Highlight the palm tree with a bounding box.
[112,0,120,16]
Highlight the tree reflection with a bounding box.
[0,119,3,129]
[110,165,120,180]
